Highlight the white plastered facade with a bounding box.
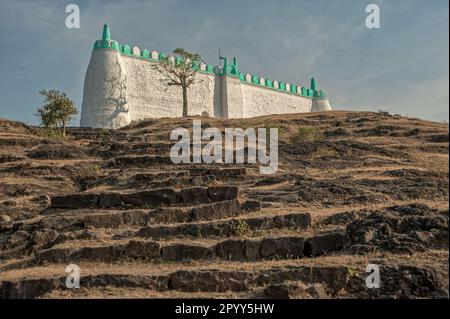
[81,48,331,129]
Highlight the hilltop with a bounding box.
[0,110,448,298]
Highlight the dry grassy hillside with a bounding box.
[0,110,448,298]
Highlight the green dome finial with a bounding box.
[102,24,111,41]
[310,77,317,91]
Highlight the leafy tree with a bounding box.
[36,89,77,137]
[153,48,202,117]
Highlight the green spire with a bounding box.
[102,24,111,41]
[310,77,317,91]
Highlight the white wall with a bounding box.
[81,49,323,128]
[240,82,312,118]
[122,56,217,121]
[311,97,332,112]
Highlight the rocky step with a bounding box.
[50,186,239,209]
[0,208,315,261]
[132,167,248,183]
[76,167,249,192]
[135,212,311,239]
[0,199,246,256]
[109,155,174,167]
[0,162,69,176]
[82,199,244,227]
[0,154,25,163]
[129,168,249,188]
[2,260,445,299]
[88,141,225,158]
[130,175,215,189]
[2,200,245,245]
[30,232,345,265]
[67,130,141,143]
[39,286,257,299]
[0,264,350,299]
[17,199,243,232]
[55,280,329,299]
[87,143,172,158]
[109,155,256,168]
[0,137,43,147]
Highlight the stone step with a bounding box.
[132,167,247,182]
[32,199,244,231]
[5,199,244,240]
[0,264,349,298]
[0,155,25,163]
[110,155,174,167]
[50,186,239,209]
[0,199,256,260]
[87,141,229,158]
[82,199,243,227]
[136,212,311,240]
[130,175,214,189]
[129,167,249,188]
[31,231,345,265]
[0,137,42,147]
[109,154,257,168]
[39,286,255,299]
[68,130,141,142]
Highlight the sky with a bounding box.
[0,0,448,126]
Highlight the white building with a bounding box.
[81,25,332,129]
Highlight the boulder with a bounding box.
[264,282,329,299]
[84,212,124,228]
[305,231,346,256]
[207,186,239,202]
[274,213,311,229]
[260,237,304,259]
[29,229,60,249]
[121,188,181,207]
[180,187,211,205]
[51,193,99,209]
[124,240,160,259]
[73,245,124,262]
[122,210,149,226]
[1,215,11,223]
[190,199,241,221]
[169,270,256,292]
[36,247,74,264]
[244,239,261,260]
[161,244,213,261]
[241,200,261,212]
[215,239,261,261]
[215,240,245,260]
[98,193,122,207]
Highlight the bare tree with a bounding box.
[152,48,202,116]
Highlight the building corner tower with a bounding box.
[310,78,332,112]
[80,24,130,128]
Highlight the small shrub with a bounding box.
[290,127,323,143]
[76,164,101,180]
[232,219,250,236]
[74,164,102,191]
[39,127,67,140]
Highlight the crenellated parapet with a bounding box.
[92,24,325,99]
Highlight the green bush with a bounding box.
[290,127,323,143]
[232,219,250,236]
